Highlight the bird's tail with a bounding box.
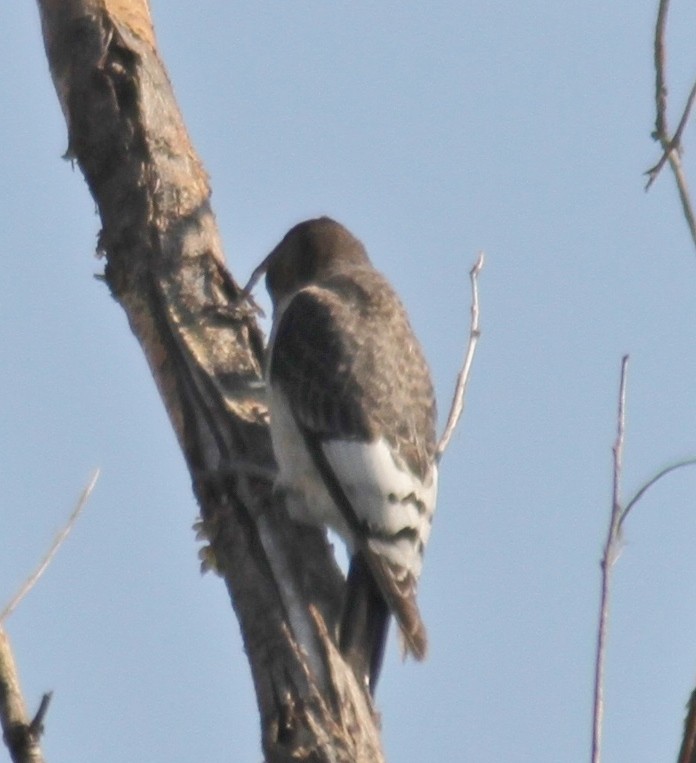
[362,545,428,661]
[340,552,391,694]
[340,551,427,694]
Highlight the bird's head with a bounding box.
[243,217,370,307]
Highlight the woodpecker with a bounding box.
[245,216,438,693]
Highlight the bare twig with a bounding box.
[644,0,696,250]
[436,251,484,459]
[591,354,629,763]
[618,457,696,530]
[0,626,47,763]
[665,154,696,249]
[0,469,100,624]
[645,82,696,188]
[672,82,696,158]
[27,693,52,739]
[590,357,696,763]
[653,0,670,142]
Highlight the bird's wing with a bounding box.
[269,275,437,660]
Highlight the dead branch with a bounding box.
[618,457,696,530]
[645,82,696,189]
[0,628,48,763]
[436,251,484,459]
[1,471,97,759]
[590,356,696,763]
[35,1,383,759]
[0,470,99,625]
[0,471,97,759]
[652,0,670,147]
[644,0,696,250]
[590,354,629,763]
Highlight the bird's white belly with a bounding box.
[268,385,354,540]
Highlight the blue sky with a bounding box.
[3,3,696,761]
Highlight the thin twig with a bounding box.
[436,251,484,459]
[618,457,696,530]
[645,82,696,189]
[666,152,696,249]
[673,81,696,160]
[644,0,696,250]
[28,693,52,737]
[653,0,670,141]
[645,82,696,191]
[0,469,100,624]
[589,358,696,763]
[591,354,629,763]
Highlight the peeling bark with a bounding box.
[35,1,385,759]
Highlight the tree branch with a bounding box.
[618,457,696,530]
[0,470,99,625]
[645,82,696,189]
[436,251,484,459]
[652,0,670,142]
[1,472,96,759]
[644,0,696,250]
[0,628,48,763]
[590,354,629,763]
[589,356,696,763]
[35,1,383,759]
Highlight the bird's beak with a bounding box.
[241,258,268,300]
[239,251,274,317]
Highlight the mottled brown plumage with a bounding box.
[269,266,437,479]
[249,216,438,692]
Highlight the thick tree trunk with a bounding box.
[35,1,385,759]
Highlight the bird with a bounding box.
[244,216,438,693]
